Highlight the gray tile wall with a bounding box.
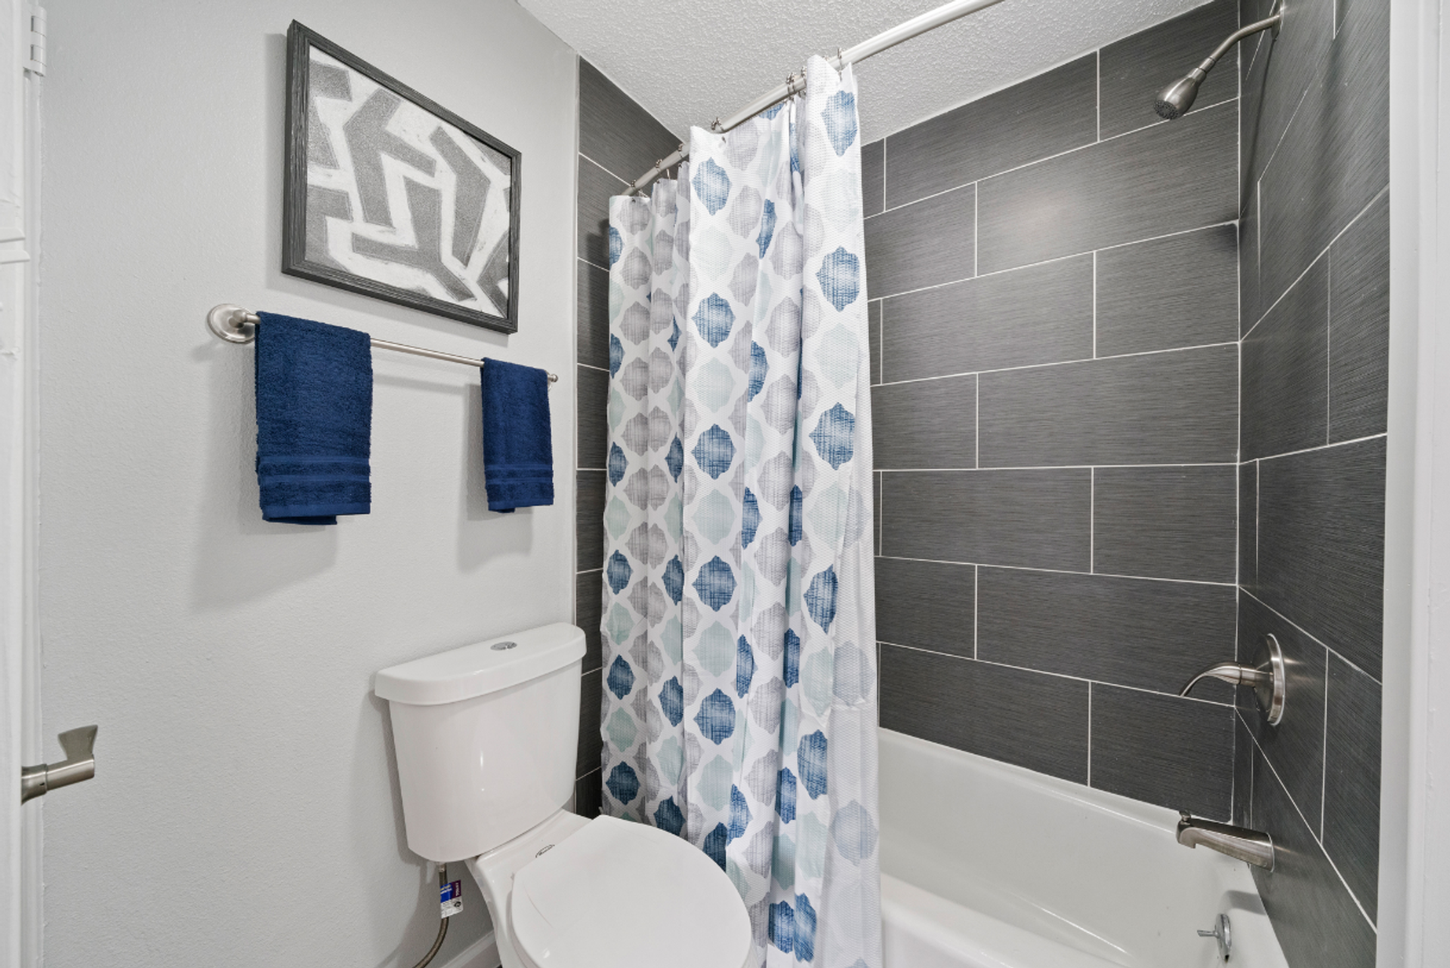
[871,0,1243,822]
[573,58,679,818]
[1235,0,1388,959]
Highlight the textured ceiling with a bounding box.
[517,0,1210,145]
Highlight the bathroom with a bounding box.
[0,0,1440,966]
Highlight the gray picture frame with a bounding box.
[283,22,522,334]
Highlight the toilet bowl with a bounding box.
[375,623,752,968]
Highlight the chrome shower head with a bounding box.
[1155,69,1207,121]
[1154,11,1281,120]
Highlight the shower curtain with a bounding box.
[599,56,879,968]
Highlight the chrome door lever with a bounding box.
[20,725,97,804]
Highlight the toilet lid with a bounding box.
[510,816,752,968]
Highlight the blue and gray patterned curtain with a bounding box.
[598,57,880,968]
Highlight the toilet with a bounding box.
[375,622,753,968]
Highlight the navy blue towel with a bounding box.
[254,312,373,525]
[481,358,553,513]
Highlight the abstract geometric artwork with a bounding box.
[283,23,522,333]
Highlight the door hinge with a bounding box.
[25,7,47,76]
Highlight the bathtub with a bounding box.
[878,729,1290,968]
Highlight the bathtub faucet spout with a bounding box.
[1176,813,1275,870]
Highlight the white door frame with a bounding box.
[1381,0,1450,964]
[0,2,41,967]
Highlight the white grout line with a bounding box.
[974,375,980,467]
[879,461,1238,471]
[578,362,609,373]
[880,640,1238,708]
[579,254,610,273]
[863,100,1239,222]
[1239,587,1382,684]
[873,339,1240,390]
[1253,430,1386,464]
[973,565,979,660]
[579,151,630,187]
[1091,250,1099,359]
[1089,468,1095,573]
[1087,682,1094,786]
[869,222,1237,301]
[876,554,1237,589]
[1254,460,1260,578]
[1243,185,1388,339]
[1241,721,1378,932]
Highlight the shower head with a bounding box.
[1154,11,1282,120]
[1155,69,1208,121]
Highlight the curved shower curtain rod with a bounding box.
[625,0,1012,195]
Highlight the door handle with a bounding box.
[20,725,97,804]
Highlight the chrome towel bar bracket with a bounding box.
[1180,633,1287,725]
[206,304,559,383]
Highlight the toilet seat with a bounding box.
[508,815,752,968]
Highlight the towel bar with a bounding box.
[207,304,559,384]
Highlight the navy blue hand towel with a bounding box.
[481,358,553,513]
[254,312,373,525]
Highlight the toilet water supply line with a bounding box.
[405,864,450,968]
[625,0,1014,194]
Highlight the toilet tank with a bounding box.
[375,623,586,862]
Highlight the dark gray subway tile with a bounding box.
[883,55,1098,209]
[862,139,884,218]
[881,646,1089,783]
[577,470,606,572]
[864,183,975,297]
[577,365,610,470]
[977,568,1237,697]
[1098,0,1240,139]
[578,157,625,269]
[1094,225,1240,356]
[1242,254,1329,460]
[575,568,603,673]
[1091,685,1235,819]
[576,668,602,779]
[1256,437,1386,677]
[1250,743,1379,968]
[978,344,1238,467]
[873,375,977,469]
[1093,464,1238,583]
[1240,187,1261,334]
[577,259,611,370]
[1257,0,1388,307]
[880,469,1090,571]
[876,557,975,657]
[579,59,680,184]
[574,769,603,819]
[1322,654,1382,921]
[1329,192,1389,442]
[881,256,1093,383]
[1240,462,1258,588]
[874,470,882,557]
[1237,593,1327,833]
[1234,714,1255,828]
[869,300,882,385]
[977,102,1237,274]
[1239,0,1336,189]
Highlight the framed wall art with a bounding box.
[283,22,522,333]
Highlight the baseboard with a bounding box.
[436,930,500,968]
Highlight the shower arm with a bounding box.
[1192,12,1283,78]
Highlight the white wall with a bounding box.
[34,2,576,965]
